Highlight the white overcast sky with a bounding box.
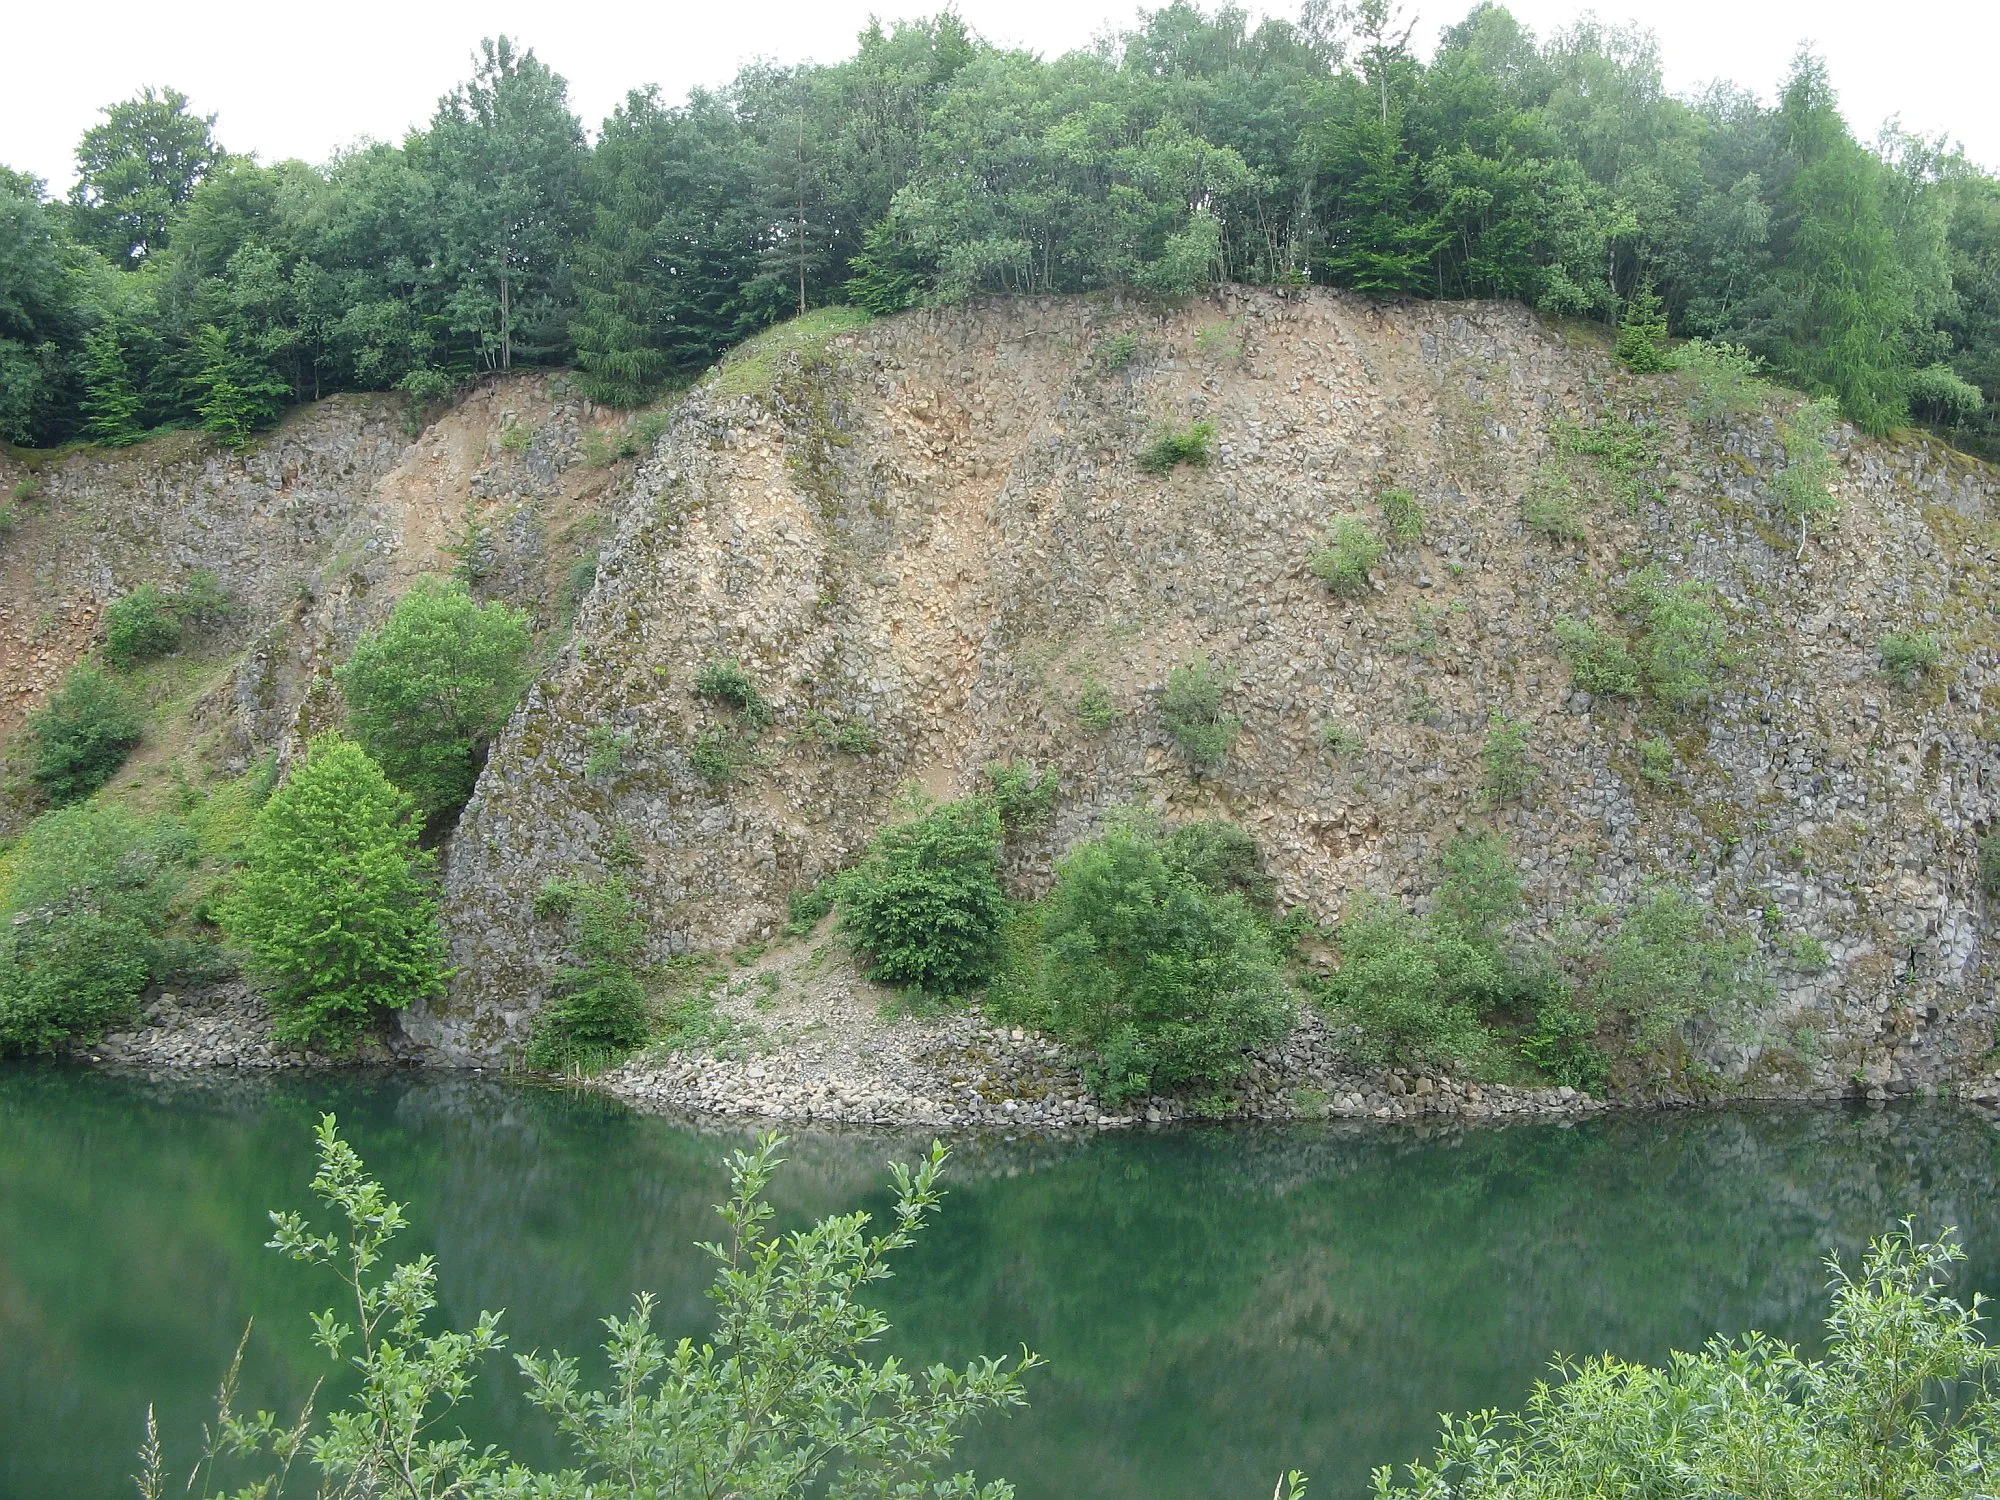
[7,0,1997,193]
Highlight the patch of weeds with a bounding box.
[752,971,782,1012]
[1138,419,1216,476]
[1787,933,1832,971]
[1522,462,1586,542]
[1671,338,1764,427]
[1308,517,1384,597]
[713,307,874,400]
[1380,487,1424,545]
[694,659,774,729]
[1319,720,1363,757]
[1776,397,1841,541]
[1395,602,1444,659]
[805,711,878,755]
[1194,320,1243,358]
[1637,736,1677,788]
[1093,331,1139,370]
[785,872,849,936]
[689,728,749,786]
[1555,415,1664,510]
[1288,1085,1332,1117]
[1161,655,1241,770]
[1879,632,1942,687]
[13,475,41,503]
[1626,566,1725,714]
[984,761,1059,834]
[562,552,599,618]
[585,725,631,780]
[500,420,535,454]
[1554,616,1641,699]
[1408,687,1441,726]
[1481,711,1534,807]
[1075,678,1119,730]
[1979,835,2000,899]
[0,500,17,536]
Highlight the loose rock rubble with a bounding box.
[90,983,393,1070]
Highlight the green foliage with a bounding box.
[526,872,651,1071]
[785,872,846,935]
[1879,631,1944,686]
[1379,486,1424,545]
[27,662,143,805]
[1308,517,1384,597]
[337,577,532,822]
[1093,331,1139,370]
[1522,994,1609,1093]
[1787,933,1831,971]
[1075,678,1119,730]
[1613,279,1670,372]
[1160,819,1278,911]
[191,322,288,448]
[1319,720,1364,756]
[1159,655,1240,769]
[688,728,749,786]
[148,1121,1037,1500]
[1774,396,1841,534]
[1553,616,1641,699]
[1137,419,1215,476]
[1587,886,1766,1055]
[984,761,1059,835]
[0,804,194,1054]
[1981,835,2000,900]
[1480,711,1534,806]
[1375,1225,2000,1500]
[1554,416,1665,510]
[1671,338,1764,427]
[499,419,534,453]
[1317,895,1498,1068]
[103,584,182,667]
[583,725,630,779]
[1626,567,1727,713]
[222,734,450,1049]
[841,798,1008,995]
[102,573,233,668]
[1522,463,1585,542]
[1637,735,1677,787]
[1907,362,1984,426]
[693,658,775,729]
[1011,819,1294,1101]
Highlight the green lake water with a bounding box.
[4,1065,1999,1499]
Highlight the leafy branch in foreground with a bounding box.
[145,1118,1039,1500]
[1371,1223,2000,1500]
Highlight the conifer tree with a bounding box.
[80,326,145,445]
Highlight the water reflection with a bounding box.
[2,1064,1997,1500]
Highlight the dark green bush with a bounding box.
[1316,895,1499,1066]
[1160,655,1240,769]
[1908,363,1985,426]
[338,577,532,822]
[0,804,196,1054]
[1433,830,1524,950]
[1521,990,1610,1092]
[689,728,749,786]
[526,872,653,1072]
[1613,280,1670,372]
[1137,419,1215,475]
[1880,632,1943,685]
[841,798,1008,995]
[222,734,450,1050]
[1626,567,1726,713]
[984,761,1058,834]
[28,662,143,805]
[1093,331,1139,370]
[1075,678,1119,730]
[694,659,775,729]
[1481,712,1534,807]
[1380,487,1424,544]
[1159,819,1276,910]
[104,584,183,667]
[1588,886,1767,1056]
[1981,835,2000,899]
[1020,821,1294,1101]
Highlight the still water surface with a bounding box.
[4,1065,1999,1499]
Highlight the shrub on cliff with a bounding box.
[1006,820,1294,1102]
[1137,419,1214,475]
[1309,517,1384,597]
[224,734,450,1049]
[338,577,531,823]
[103,584,183,667]
[841,797,1009,995]
[527,872,653,1072]
[1160,655,1241,769]
[0,804,197,1054]
[27,662,143,805]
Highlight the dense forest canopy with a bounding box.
[2,1,1996,451]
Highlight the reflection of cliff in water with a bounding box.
[4,1066,1999,1500]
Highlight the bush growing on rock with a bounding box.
[1522,462,1586,542]
[1671,338,1764,426]
[103,584,182,667]
[694,658,775,729]
[1380,486,1424,544]
[0,804,198,1053]
[1316,895,1500,1067]
[1009,819,1294,1102]
[1308,517,1383,596]
[1137,418,1214,475]
[1160,655,1241,769]
[1626,567,1727,713]
[1554,616,1641,699]
[1586,886,1767,1061]
[1879,631,1943,685]
[983,761,1059,835]
[27,662,143,805]
[1481,712,1535,807]
[338,577,532,823]
[841,797,1009,995]
[527,872,652,1072]
[224,734,450,1050]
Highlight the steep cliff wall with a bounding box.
[0,374,624,830]
[420,290,2000,1096]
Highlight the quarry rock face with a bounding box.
[412,289,2000,1095]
